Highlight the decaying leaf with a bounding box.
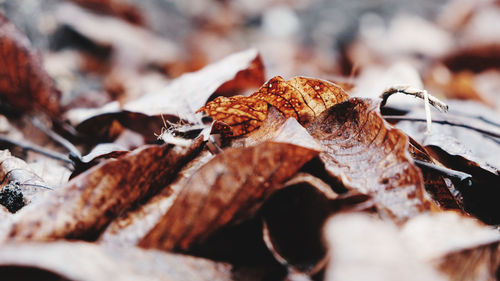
[307,98,428,221]
[199,76,349,136]
[139,141,318,251]
[0,150,50,213]
[7,138,204,241]
[0,241,233,281]
[99,151,214,246]
[0,14,60,117]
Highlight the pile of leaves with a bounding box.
[0,0,499,280]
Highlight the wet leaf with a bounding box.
[199,76,349,136]
[139,142,318,251]
[0,14,60,117]
[0,241,233,281]
[7,138,204,241]
[306,98,428,221]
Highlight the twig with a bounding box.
[383,115,500,139]
[380,85,449,112]
[31,117,82,159]
[0,134,72,164]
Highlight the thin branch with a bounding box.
[0,134,72,164]
[31,117,82,159]
[380,85,449,113]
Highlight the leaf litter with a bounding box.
[0,1,500,280]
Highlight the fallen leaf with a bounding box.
[0,150,50,212]
[124,48,264,120]
[199,76,348,136]
[72,49,264,141]
[306,98,428,221]
[7,138,204,241]
[139,141,318,251]
[0,241,233,281]
[99,151,214,246]
[0,14,60,117]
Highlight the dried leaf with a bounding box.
[0,241,233,281]
[0,14,60,117]
[139,142,318,251]
[306,98,427,221]
[7,139,204,241]
[0,150,50,212]
[99,151,214,246]
[199,76,349,136]
[124,48,265,122]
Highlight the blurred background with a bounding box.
[1,0,499,111]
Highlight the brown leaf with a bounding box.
[0,14,60,117]
[199,76,349,137]
[0,241,233,281]
[306,98,428,221]
[139,141,318,251]
[7,138,204,241]
[99,151,214,246]
[123,48,265,122]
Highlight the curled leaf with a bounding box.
[139,142,318,251]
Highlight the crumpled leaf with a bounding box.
[0,150,50,212]
[0,14,60,117]
[7,138,204,241]
[199,76,349,136]
[99,151,214,246]
[0,241,233,281]
[139,141,318,251]
[306,98,428,221]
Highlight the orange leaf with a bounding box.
[198,76,349,137]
